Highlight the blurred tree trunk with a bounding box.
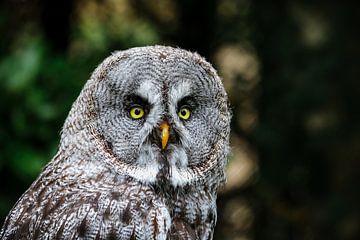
[251,1,360,239]
[174,0,217,58]
[131,0,218,59]
[40,0,73,52]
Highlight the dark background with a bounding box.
[0,0,359,239]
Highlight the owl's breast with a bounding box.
[1,160,216,240]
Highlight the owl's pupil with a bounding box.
[181,110,186,116]
[135,109,141,115]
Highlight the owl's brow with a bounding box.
[124,94,151,108]
[177,96,196,109]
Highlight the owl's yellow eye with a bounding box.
[178,107,191,120]
[130,106,145,119]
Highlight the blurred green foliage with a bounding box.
[0,0,359,239]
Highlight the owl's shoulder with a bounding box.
[1,175,173,239]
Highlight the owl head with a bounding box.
[60,46,231,188]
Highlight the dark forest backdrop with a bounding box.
[0,0,359,239]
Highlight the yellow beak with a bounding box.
[159,121,170,150]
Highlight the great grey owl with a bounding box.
[0,46,231,240]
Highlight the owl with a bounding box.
[0,46,231,240]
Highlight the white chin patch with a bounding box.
[129,144,160,183]
[130,144,191,186]
[169,167,191,187]
[168,146,191,187]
